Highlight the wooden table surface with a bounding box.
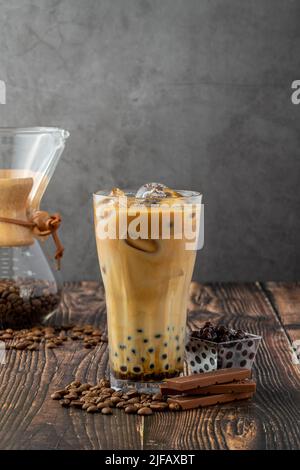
[0,282,299,450]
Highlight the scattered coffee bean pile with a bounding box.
[51,378,181,415]
[0,324,107,351]
[0,279,60,329]
[191,321,249,342]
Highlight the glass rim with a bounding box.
[0,127,70,137]
[93,189,202,200]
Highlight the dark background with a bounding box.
[0,0,299,281]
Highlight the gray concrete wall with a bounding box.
[0,0,299,281]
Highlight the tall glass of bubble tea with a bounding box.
[93,183,202,393]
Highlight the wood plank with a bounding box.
[263,282,300,343]
[144,282,300,450]
[0,282,143,450]
[0,282,299,450]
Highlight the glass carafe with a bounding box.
[0,127,69,328]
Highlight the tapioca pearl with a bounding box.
[176,345,180,351]
[201,352,207,359]
[148,348,154,353]
[236,342,243,351]
[226,362,233,368]
[185,345,190,352]
[198,368,204,373]
[127,357,130,362]
[226,351,233,360]
[164,364,169,370]
[175,335,179,341]
[161,353,167,360]
[195,355,201,364]
[119,344,126,350]
[249,352,255,360]
[137,328,143,333]
[193,370,198,374]
[120,365,127,372]
[167,326,170,331]
[210,357,215,366]
[211,348,216,354]
[114,352,118,357]
[141,357,146,363]
[154,334,162,338]
[204,364,209,371]
[133,366,141,373]
[164,342,168,347]
[131,348,136,355]
[220,349,224,355]
[240,360,247,367]
[177,356,181,362]
[192,346,196,353]
[143,338,149,343]
[242,350,248,356]
[190,360,195,367]
[248,340,253,347]
[149,363,155,369]
[127,336,132,340]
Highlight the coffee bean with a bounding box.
[137,407,153,416]
[111,396,121,405]
[87,405,98,413]
[127,397,140,404]
[82,403,90,410]
[92,329,102,337]
[127,389,139,398]
[70,381,81,388]
[133,403,144,410]
[112,391,123,398]
[64,393,78,400]
[2,334,13,340]
[116,401,127,409]
[96,402,107,410]
[152,393,163,401]
[101,407,112,415]
[77,384,91,393]
[15,341,31,350]
[125,405,137,414]
[150,402,169,411]
[70,400,83,408]
[102,399,114,408]
[51,392,63,400]
[100,394,111,401]
[168,402,181,411]
[46,342,56,349]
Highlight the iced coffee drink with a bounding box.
[94,183,202,392]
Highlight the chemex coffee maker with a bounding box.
[0,127,69,328]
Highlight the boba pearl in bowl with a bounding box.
[185,322,261,373]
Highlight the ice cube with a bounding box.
[110,187,126,197]
[136,182,167,199]
[136,182,181,199]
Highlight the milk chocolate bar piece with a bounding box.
[161,379,256,396]
[167,392,253,410]
[163,368,251,392]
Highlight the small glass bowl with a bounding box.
[185,333,262,373]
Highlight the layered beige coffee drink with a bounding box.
[94,184,202,392]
